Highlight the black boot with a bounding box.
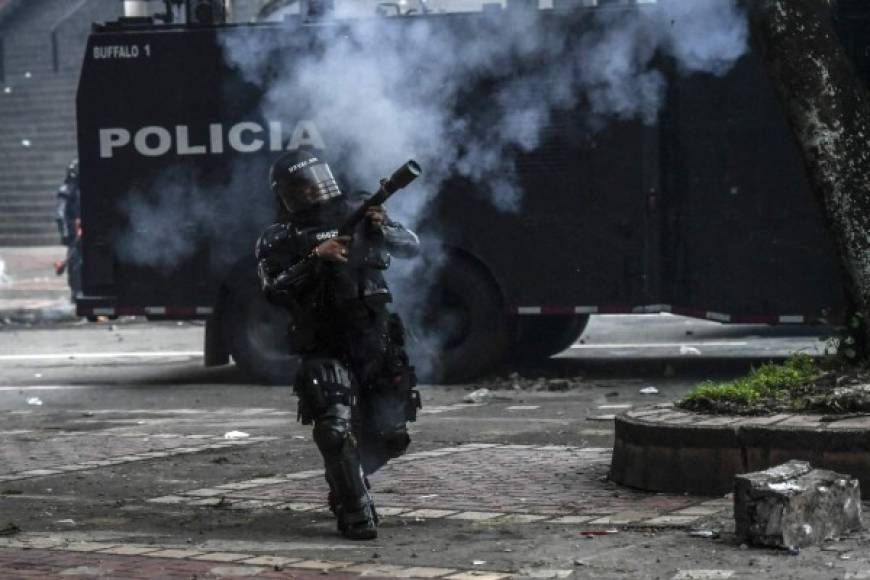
[336,499,378,540]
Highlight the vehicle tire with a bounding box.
[222,273,298,386]
[409,256,512,383]
[511,315,590,361]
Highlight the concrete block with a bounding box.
[735,460,863,549]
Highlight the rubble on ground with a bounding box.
[735,460,863,549]
[472,372,585,392]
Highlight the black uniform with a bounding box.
[256,151,422,540]
[55,159,81,300]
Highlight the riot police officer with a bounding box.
[55,159,81,300]
[256,150,422,540]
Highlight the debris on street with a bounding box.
[463,388,492,404]
[735,460,863,549]
[223,431,250,440]
[579,529,619,536]
[680,345,703,356]
[475,372,585,392]
[640,387,659,395]
[688,529,719,539]
[26,397,42,406]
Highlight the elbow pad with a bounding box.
[383,222,420,259]
[272,258,316,293]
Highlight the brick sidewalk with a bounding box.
[149,444,731,529]
[0,547,395,580]
[0,540,521,580]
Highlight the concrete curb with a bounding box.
[610,405,870,499]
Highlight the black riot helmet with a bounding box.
[270,150,343,215]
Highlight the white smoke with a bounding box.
[222,0,749,218]
[219,0,749,378]
[120,0,749,271]
[116,161,275,268]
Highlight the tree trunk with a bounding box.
[747,0,870,353]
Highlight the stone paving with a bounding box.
[0,407,291,479]
[0,539,519,580]
[149,444,732,528]
[0,435,277,483]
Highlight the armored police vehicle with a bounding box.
[75,0,867,383]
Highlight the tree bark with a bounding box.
[747,0,870,352]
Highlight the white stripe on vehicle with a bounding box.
[570,342,748,350]
[632,304,672,314]
[778,315,805,324]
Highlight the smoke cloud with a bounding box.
[119,1,748,269]
[217,0,749,377]
[113,0,748,378]
[116,161,274,269]
[222,0,749,217]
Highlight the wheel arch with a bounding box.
[440,244,512,314]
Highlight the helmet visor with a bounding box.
[280,162,342,212]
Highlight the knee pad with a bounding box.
[295,358,353,424]
[313,414,352,456]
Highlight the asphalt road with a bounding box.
[0,315,866,580]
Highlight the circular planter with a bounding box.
[610,405,870,498]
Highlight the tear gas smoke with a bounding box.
[120,1,748,268]
[219,0,748,376]
[222,0,748,217]
[116,0,748,378]
[116,161,274,268]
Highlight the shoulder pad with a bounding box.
[256,223,293,260]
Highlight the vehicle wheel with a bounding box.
[223,274,298,385]
[512,315,590,361]
[409,256,512,383]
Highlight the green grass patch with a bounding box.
[678,354,824,415]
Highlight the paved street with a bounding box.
[0,316,868,579]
